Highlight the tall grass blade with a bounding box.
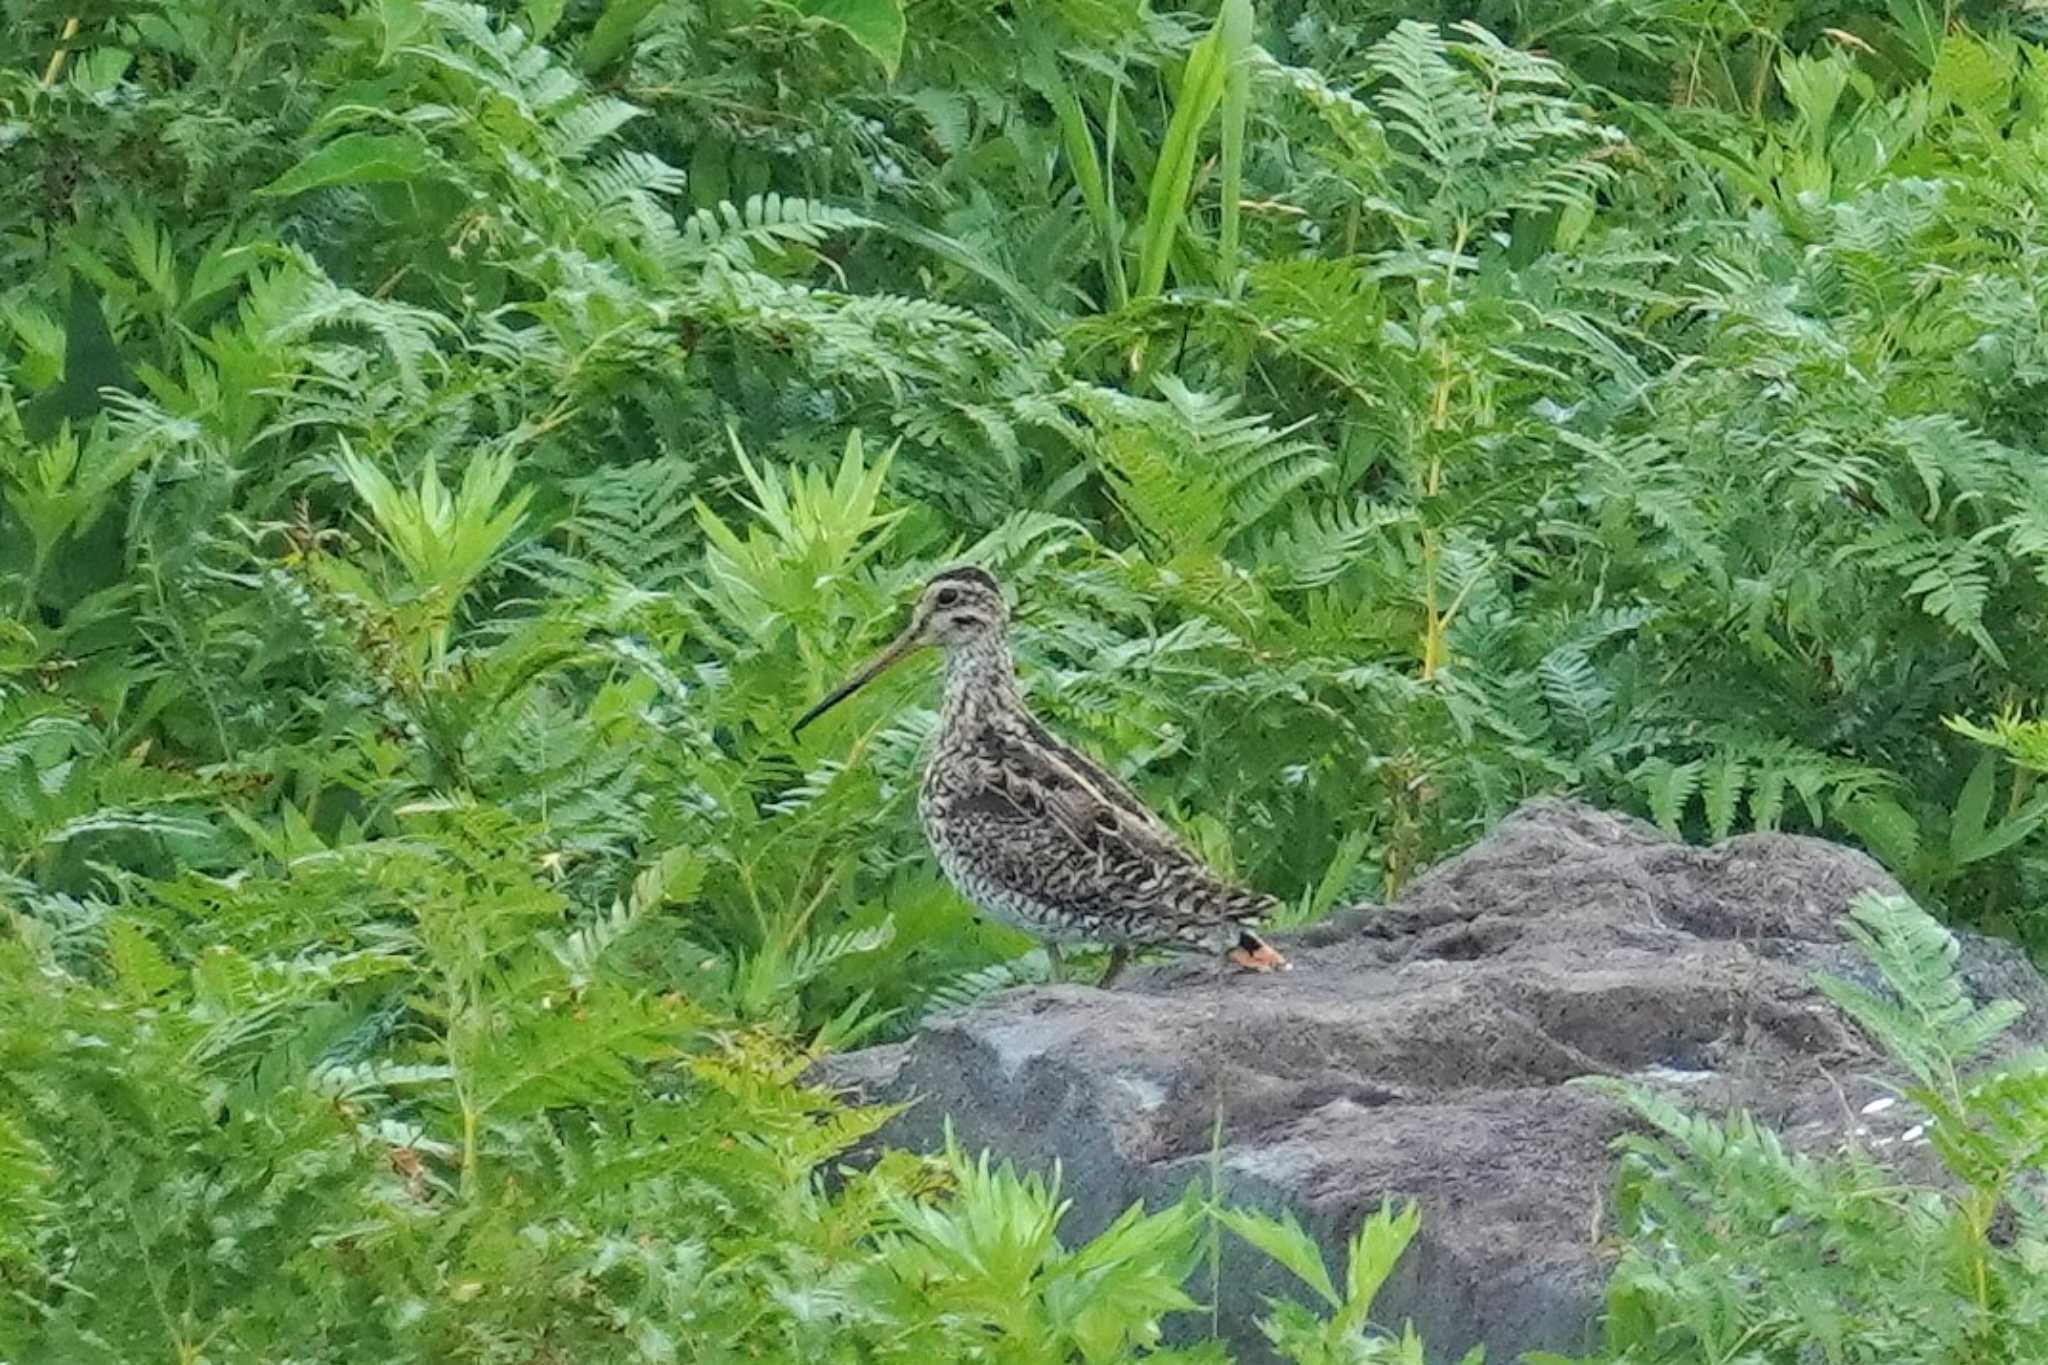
[1134,0,1253,300]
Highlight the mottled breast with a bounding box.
[916,762,1086,940]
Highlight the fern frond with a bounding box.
[1960,1058,2048,1168]
[240,248,453,397]
[562,455,702,590]
[1537,648,1611,738]
[1252,498,1416,589]
[474,988,699,1118]
[1364,19,1620,242]
[308,1059,458,1101]
[550,848,705,989]
[669,194,872,269]
[545,96,644,161]
[0,1111,52,1271]
[1838,520,2001,661]
[1816,892,2023,1089]
[571,148,687,217]
[908,957,1041,1025]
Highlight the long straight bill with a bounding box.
[790,630,922,734]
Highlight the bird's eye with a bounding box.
[935,587,961,607]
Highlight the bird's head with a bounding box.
[791,565,1008,734]
[908,564,1008,647]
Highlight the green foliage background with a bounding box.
[7,0,2048,1359]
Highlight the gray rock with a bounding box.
[817,798,2048,1363]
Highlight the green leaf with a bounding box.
[103,918,180,1002]
[579,0,661,72]
[1135,0,1253,299]
[1033,42,1127,309]
[1815,892,2022,1089]
[524,0,567,40]
[1951,752,1997,858]
[1216,1,1251,298]
[1838,795,1922,873]
[1637,757,1703,834]
[0,1112,53,1270]
[260,132,434,197]
[1700,750,1747,842]
[1220,1206,1340,1308]
[20,277,132,441]
[793,0,906,78]
[66,46,134,96]
[1953,792,2048,867]
[1334,1199,1422,1337]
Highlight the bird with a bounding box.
[791,565,1290,988]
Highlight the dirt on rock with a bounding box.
[817,798,2048,1363]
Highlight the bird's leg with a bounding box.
[1045,943,1065,983]
[1096,945,1130,990]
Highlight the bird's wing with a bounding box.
[938,715,1282,951]
[1018,714,1192,846]
[954,716,1196,865]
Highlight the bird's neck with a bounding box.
[939,633,1022,725]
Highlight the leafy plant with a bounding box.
[0,789,1454,1361]
[1581,892,2048,1364]
[1222,1200,1482,1364]
[11,0,2048,1357]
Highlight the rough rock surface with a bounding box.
[818,799,2048,1363]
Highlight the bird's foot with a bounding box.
[1226,933,1290,973]
[1096,945,1130,990]
[1045,943,1065,983]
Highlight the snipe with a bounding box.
[792,566,1290,988]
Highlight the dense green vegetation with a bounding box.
[8,0,2048,1359]
[1574,893,2048,1364]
